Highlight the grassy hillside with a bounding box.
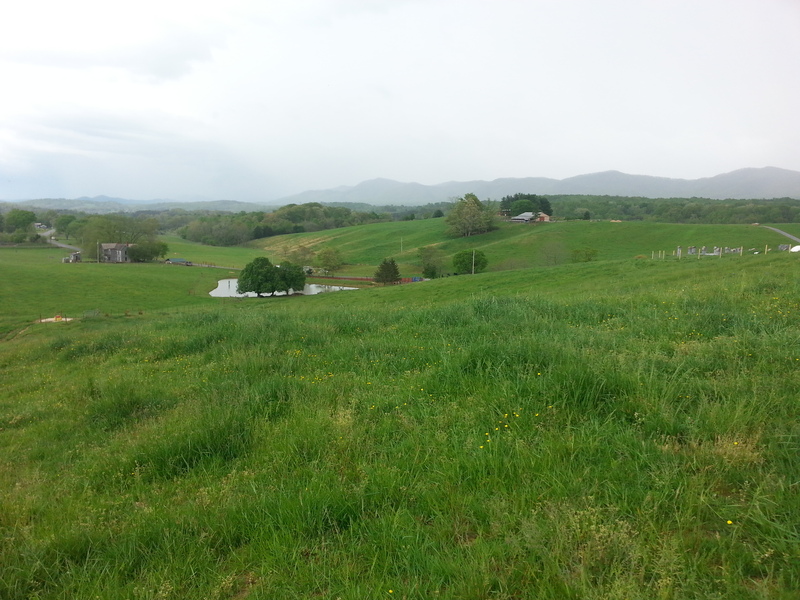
[255,220,791,277]
[0,247,227,335]
[1,246,798,598]
[764,223,800,238]
[159,235,272,269]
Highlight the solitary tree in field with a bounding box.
[452,249,488,274]
[316,247,343,275]
[445,193,497,237]
[418,245,444,278]
[374,258,401,285]
[238,257,280,296]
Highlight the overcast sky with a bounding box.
[1,0,799,202]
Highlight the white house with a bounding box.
[100,243,133,263]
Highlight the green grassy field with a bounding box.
[1,228,799,599]
[256,220,792,277]
[763,223,800,238]
[0,246,230,335]
[160,235,273,269]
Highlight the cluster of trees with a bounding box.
[0,209,40,243]
[3,209,36,232]
[318,202,448,221]
[445,194,497,237]
[548,195,800,223]
[179,203,388,246]
[237,257,307,296]
[0,208,50,244]
[499,194,552,217]
[53,214,164,260]
[127,240,170,262]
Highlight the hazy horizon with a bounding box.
[2,1,799,202]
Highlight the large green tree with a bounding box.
[374,258,401,285]
[76,215,160,259]
[237,257,280,296]
[275,263,307,294]
[316,247,343,275]
[55,215,77,239]
[452,249,488,274]
[445,194,496,237]
[4,209,36,233]
[128,241,169,262]
[237,258,307,296]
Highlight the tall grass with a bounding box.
[1,251,798,598]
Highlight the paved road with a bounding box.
[42,229,81,251]
[762,226,800,244]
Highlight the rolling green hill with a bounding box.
[1,225,799,598]
[255,220,792,277]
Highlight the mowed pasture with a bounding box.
[256,219,791,277]
[0,247,227,334]
[159,235,274,269]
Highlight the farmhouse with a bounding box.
[510,211,550,223]
[100,243,133,263]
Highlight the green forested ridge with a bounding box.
[1,224,799,598]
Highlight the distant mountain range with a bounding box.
[277,167,800,206]
[4,167,800,213]
[4,196,279,214]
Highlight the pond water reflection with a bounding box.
[209,278,358,298]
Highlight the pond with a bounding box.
[209,279,358,298]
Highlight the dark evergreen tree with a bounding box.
[374,258,401,285]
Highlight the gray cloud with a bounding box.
[2,26,225,82]
[1,0,799,201]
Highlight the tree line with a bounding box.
[546,195,800,223]
[6,193,800,253]
[177,203,388,246]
